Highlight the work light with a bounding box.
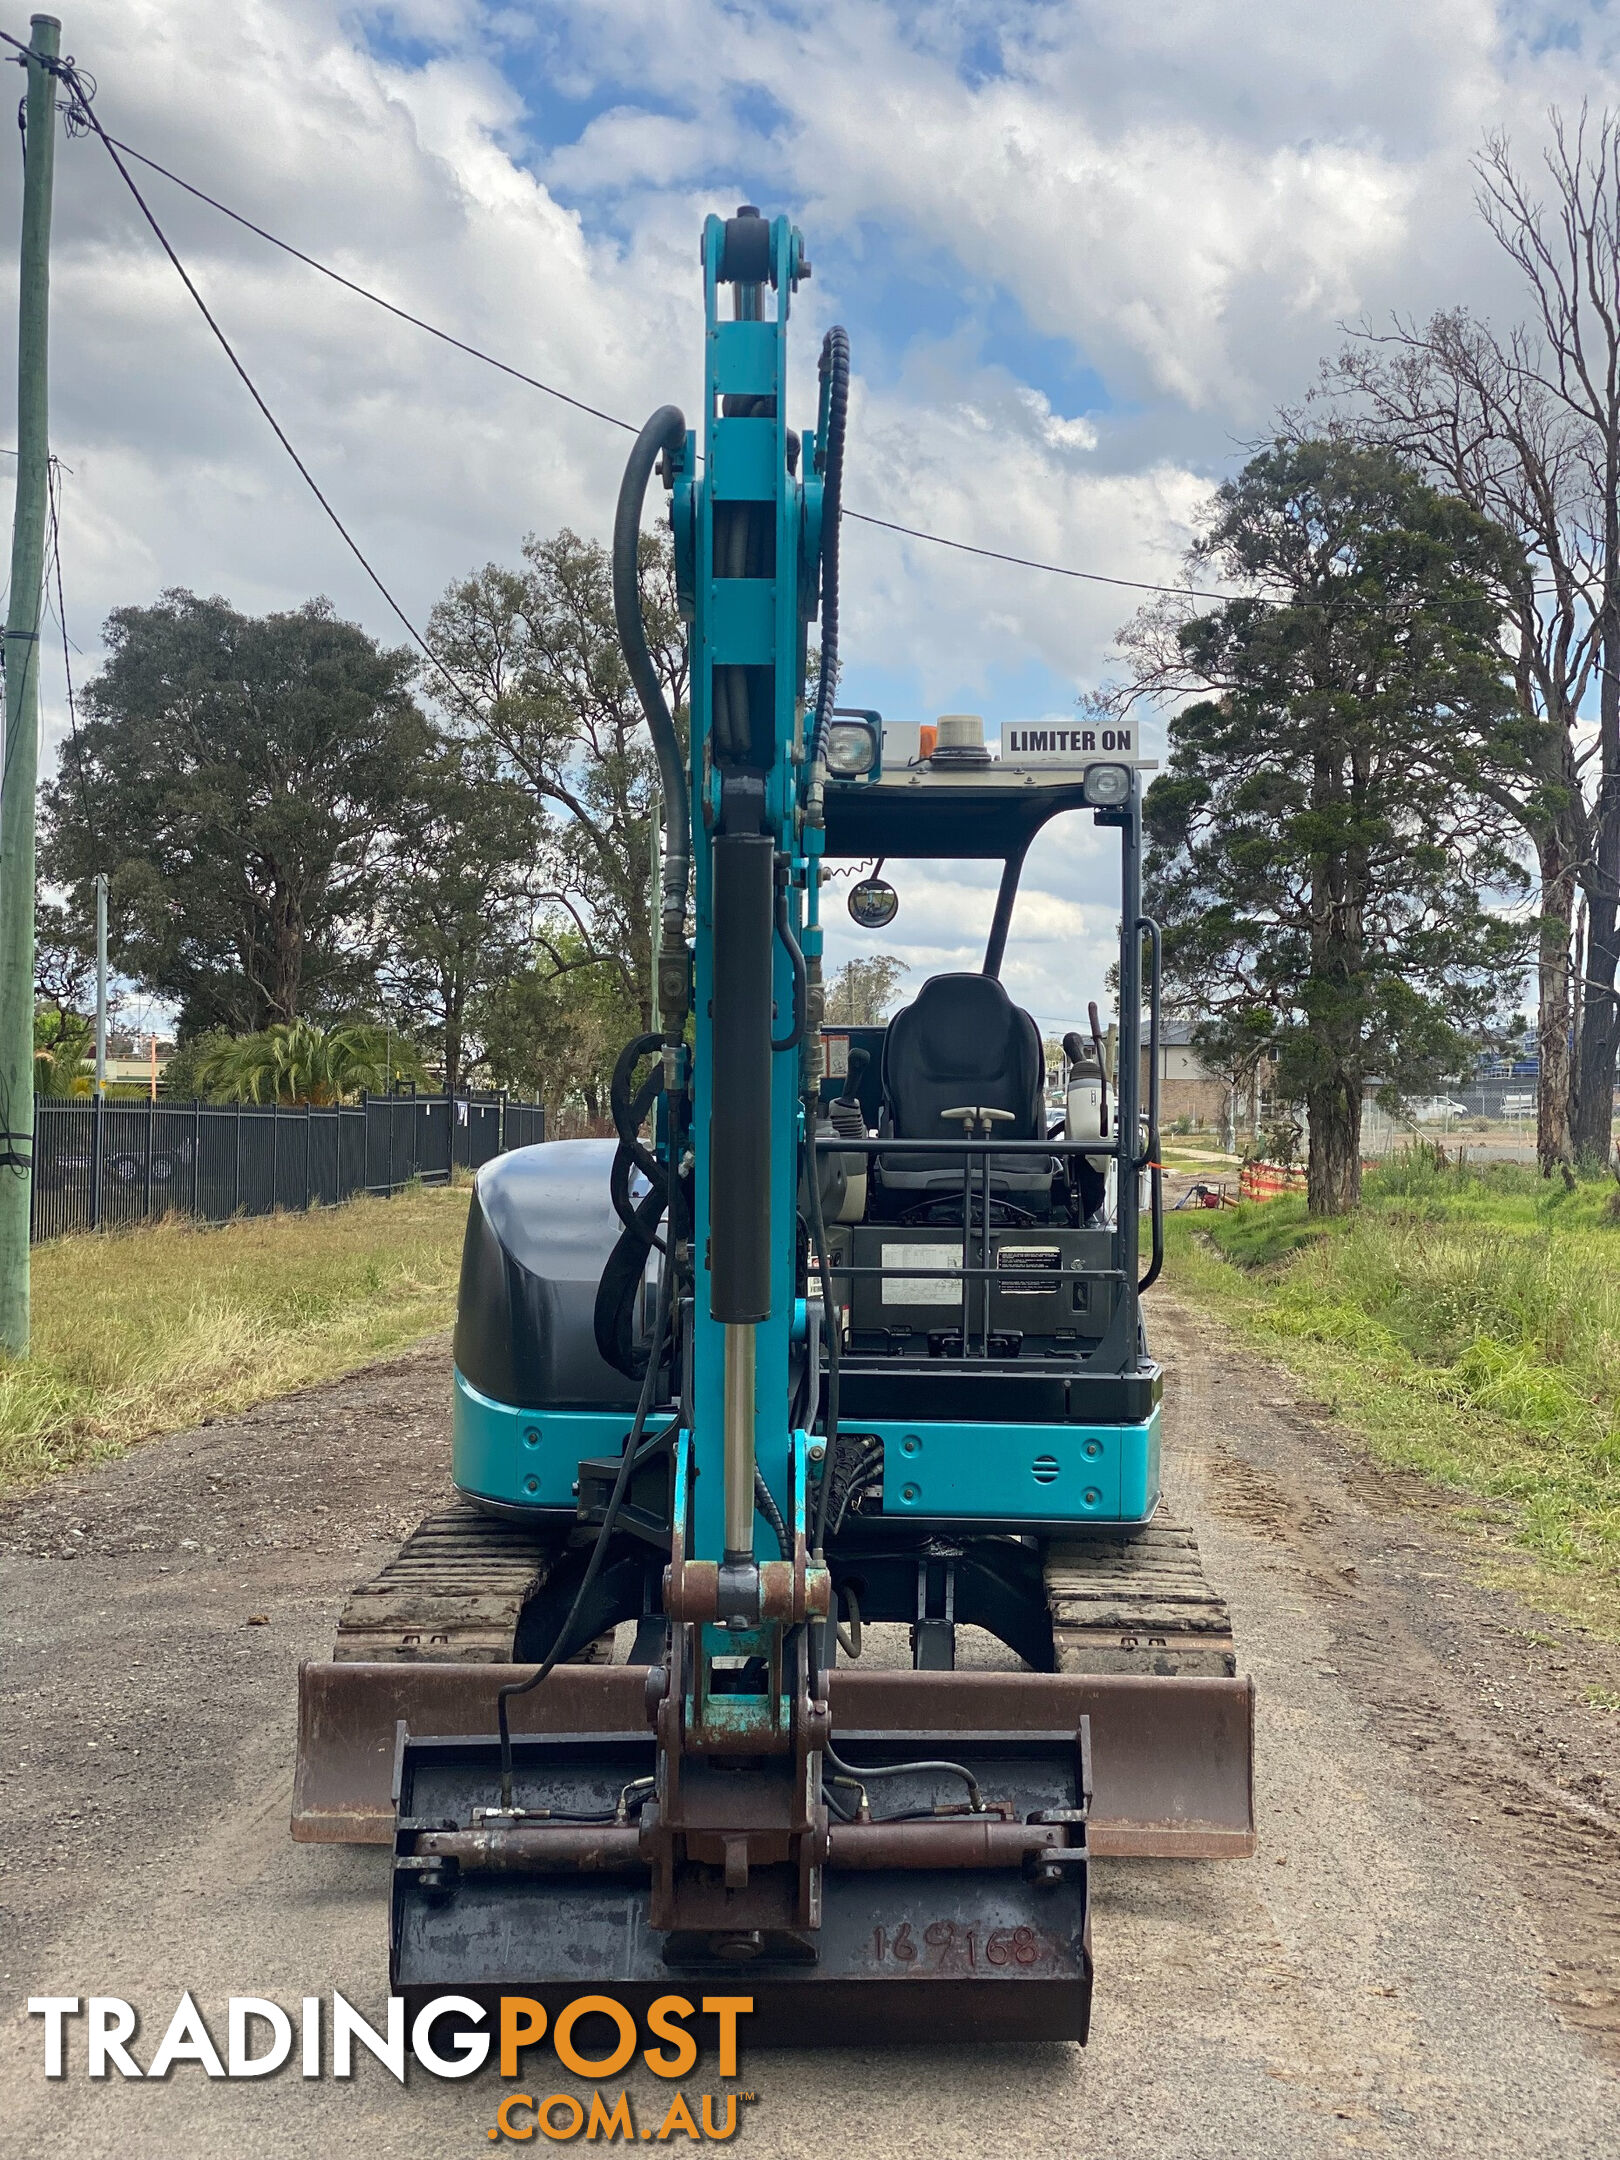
[1082,762,1131,806]
[824,717,878,776]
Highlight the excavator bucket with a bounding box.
[391,1718,1094,2046]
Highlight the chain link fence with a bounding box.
[30,1091,546,1243]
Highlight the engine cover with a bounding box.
[453,1139,646,1411]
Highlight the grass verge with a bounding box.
[0,1181,468,1493]
[1164,1153,1620,1633]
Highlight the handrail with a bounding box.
[819,1261,1128,1283]
[812,1133,1128,1159]
[1136,913,1164,1292]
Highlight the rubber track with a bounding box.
[1043,1517,1237,1676]
[331,1499,563,1663]
[333,1504,1236,1675]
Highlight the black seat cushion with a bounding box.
[876,975,1049,1204]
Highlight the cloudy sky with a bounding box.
[1,0,1613,1034]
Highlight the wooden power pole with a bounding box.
[0,16,61,1354]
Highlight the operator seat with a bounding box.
[874,973,1053,1216]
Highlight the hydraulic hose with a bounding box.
[771,865,808,1052]
[754,1462,791,1559]
[610,1032,668,1196]
[803,1115,843,1558]
[498,1246,676,1810]
[614,406,690,980]
[808,328,849,771]
[822,1739,986,1817]
[598,1034,683,1377]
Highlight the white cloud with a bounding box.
[1,0,1613,1039]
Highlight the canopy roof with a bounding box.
[822,767,1099,861]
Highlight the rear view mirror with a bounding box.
[848,877,899,929]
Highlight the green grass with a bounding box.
[0,1182,469,1492]
[1164,1152,1620,1624]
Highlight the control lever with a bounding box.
[1087,1001,1110,1136]
[940,1106,1017,1136]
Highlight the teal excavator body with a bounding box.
[291,206,1256,2050]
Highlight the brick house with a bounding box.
[1141,1019,1267,1134]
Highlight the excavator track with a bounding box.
[1043,1516,1237,1677]
[332,1500,565,1663]
[297,1505,1253,1849]
[330,1502,1237,1672]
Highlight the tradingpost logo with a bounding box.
[28,1991,757,2141]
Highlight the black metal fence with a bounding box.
[30,1091,547,1243]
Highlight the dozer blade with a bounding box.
[836,1669,1256,1859]
[292,1661,649,1843]
[293,1660,1254,1856]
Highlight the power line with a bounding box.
[100,133,639,437]
[6,36,483,718]
[69,99,1246,609]
[46,458,99,866]
[841,511,1236,601]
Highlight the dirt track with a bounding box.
[2,1295,1618,2157]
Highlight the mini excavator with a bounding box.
[292,206,1254,2047]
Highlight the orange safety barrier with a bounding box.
[1238,1159,1308,1201]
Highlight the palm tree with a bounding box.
[197,1019,426,1105]
[34,1013,92,1098]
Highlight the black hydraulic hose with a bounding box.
[595,1174,668,1377]
[609,1131,665,1248]
[771,871,808,1052]
[497,1248,676,1810]
[830,1442,884,1537]
[822,1739,986,1815]
[754,1463,791,1559]
[809,328,849,769]
[611,1032,667,1192]
[614,407,690,960]
[607,1039,667,1281]
[803,1128,842,1557]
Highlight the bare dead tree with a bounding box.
[1321,309,1597,1173]
[1471,108,1620,1166]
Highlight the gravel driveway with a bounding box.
[2,1301,1616,2157]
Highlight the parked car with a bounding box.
[1411,1097,1469,1124]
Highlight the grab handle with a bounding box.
[1136,914,1164,1292]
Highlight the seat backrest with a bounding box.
[880,974,1045,1144]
